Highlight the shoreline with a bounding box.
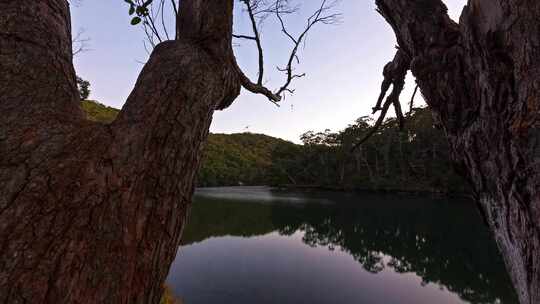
[274,184,471,199]
[197,184,471,199]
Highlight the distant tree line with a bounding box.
[80,100,466,194]
[196,133,292,187]
[266,108,468,194]
[76,76,91,100]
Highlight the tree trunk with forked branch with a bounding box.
[374,1,540,303]
[3,0,539,303]
[0,0,240,303]
[0,0,338,302]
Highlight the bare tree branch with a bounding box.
[238,71,282,104]
[125,0,177,47]
[235,0,341,103]
[351,97,394,151]
[275,0,341,97]
[352,49,410,151]
[72,28,91,56]
[170,0,179,39]
[124,0,339,104]
[232,34,257,40]
[408,84,419,114]
[170,0,178,18]
[160,0,170,41]
[240,0,266,85]
[142,1,163,43]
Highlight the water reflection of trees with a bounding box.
[183,195,518,304]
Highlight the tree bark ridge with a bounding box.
[0,0,240,303]
[375,1,540,303]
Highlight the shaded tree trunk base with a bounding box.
[0,0,239,303]
[373,1,540,303]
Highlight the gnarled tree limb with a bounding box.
[234,0,340,104]
[408,84,419,114]
[370,1,540,303]
[353,48,410,150]
[0,1,240,303]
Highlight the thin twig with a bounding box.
[235,0,340,103]
[241,0,266,85]
[72,28,91,56]
[409,84,419,114]
[160,0,170,41]
[233,34,257,40]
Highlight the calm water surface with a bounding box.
[166,187,518,304]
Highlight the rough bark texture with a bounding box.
[376,1,540,303]
[0,0,240,303]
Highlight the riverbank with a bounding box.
[197,184,471,200]
[272,184,471,199]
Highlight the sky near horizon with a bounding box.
[71,0,467,143]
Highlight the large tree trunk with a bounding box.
[0,0,239,303]
[376,1,540,303]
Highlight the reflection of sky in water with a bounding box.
[170,187,516,304]
[168,231,466,304]
[195,186,334,205]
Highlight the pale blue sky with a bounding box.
[72,0,467,143]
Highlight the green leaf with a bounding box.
[131,16,142,25]
[129,5,135,15]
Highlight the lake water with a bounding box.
[166,187,518,304]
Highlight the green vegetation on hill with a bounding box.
[270,108,468,194]
[81,100,466,194]
[81,100,119,124]
[198,133,296,187]
[79,100,294,186]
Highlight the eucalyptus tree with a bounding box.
[0,0,338,303]
[2,0,539,303]
[360,1,540,303]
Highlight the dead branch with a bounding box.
[351,98,394,151]
[124,0,339,104]
[234,0,341,103]
[408,84,419,114]
[232,34,257,40]
[352,49,410,151]
[240,0,265,85]
[72,28,91,56]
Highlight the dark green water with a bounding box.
[166,187,518,304]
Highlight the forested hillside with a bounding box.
[82,100,466,194]
[80,100,293,186]
[81,100,120,123]
[272,108,468,194]
[197,133,296,186]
